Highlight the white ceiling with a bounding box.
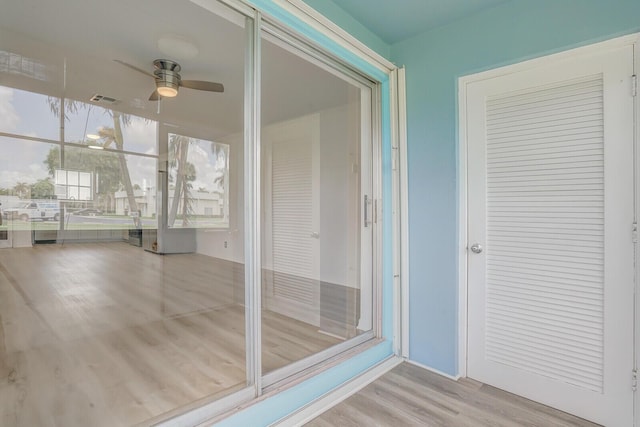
[0,0,355,139]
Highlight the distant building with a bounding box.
[114,189,223,217]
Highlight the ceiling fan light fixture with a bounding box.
[154,66,180,98]
[157,85,178,97]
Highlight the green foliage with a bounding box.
[44,144,122,195]
[30,178,55,199]
[13,182,30,198]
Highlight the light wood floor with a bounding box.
[0,242,340,426]
[307,363,601,427]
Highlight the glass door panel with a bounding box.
[260,33,374,376]
[0,0,253,425]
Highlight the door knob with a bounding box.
[470,243,483,254]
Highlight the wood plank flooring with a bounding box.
[0,242,340,426]
[307,363,601,427]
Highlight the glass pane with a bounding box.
[167,133,230,229]
[79,171,91,187]
[0,85,59,140]
[1,0,250,424]
[58,146,156,228]
[261,35,373,374]
[0,136,60,234]
[64,101,159,155]
[68,170,79,185]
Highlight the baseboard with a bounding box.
[406,359,461,381]
[271,356,403,426]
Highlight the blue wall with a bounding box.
[391,0,640,375]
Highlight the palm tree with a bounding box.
[96,113,138,216]
[211,141,228,219]
[168,134,196,227]
[47,98,138,220]
[180,162,196,226]
[13,182,30,199]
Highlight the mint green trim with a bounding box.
[246,0,388,82]
[216,341,393,426]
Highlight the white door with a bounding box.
[263,114,321,326]
[466,45,635,426]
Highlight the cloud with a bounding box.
[0,169,42,188]
[126,154,156,189]
[122,117,157,153]
[0,137,53,189]
[186,141,225,192]
[0,87,19,133]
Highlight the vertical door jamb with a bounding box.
[633,37,639,427]
[244,10,262,397]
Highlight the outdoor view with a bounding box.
[0,86,229,237]
[167,133,229,228]
[0,0,254,424]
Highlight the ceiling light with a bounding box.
[86,133,100,140]
[157,85,178,97]
[88,145,104,150]
[156,77,180,98]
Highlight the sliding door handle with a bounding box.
[364,195,371,227]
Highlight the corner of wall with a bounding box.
[299,0,391,59]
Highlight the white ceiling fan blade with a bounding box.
[180,80,224,92]
[149,90,160,101]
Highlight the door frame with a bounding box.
[457,33,640,397]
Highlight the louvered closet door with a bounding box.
[263,115,321,326]
[466,45,635,426]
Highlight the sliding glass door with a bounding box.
[0,0,380,423]
[260,26,376,382]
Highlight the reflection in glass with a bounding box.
[167,133,230,228]
[260,36,372,375]
[0,136,59,230]
[64,101,158,155]
[0,0,250,424]
[59,146,156,229]
[0,85,59,140]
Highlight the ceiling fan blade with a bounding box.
[180,80,224,92]
[149,90,160,101]
[114,59,156,78]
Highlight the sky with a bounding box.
[0,85,226,196]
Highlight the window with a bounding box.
[64,100,158,155]
[167,133,230,228]
[55,169,93,201]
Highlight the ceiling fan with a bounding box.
[114,59,224,100]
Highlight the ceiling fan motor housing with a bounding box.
[153,59,181,95]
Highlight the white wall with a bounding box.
[319,104,360,288]
[196,132,244,263]
[196,105,359,289]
